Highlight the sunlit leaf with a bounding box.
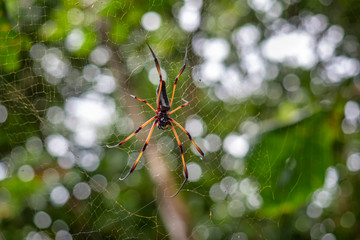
[247,112,338,217]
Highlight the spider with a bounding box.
[107,41,204,198]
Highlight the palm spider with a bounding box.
[107,42,204,197]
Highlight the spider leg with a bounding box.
[168,99,189,115]
[130,95,157,113]
[170,49,187,107]
[106,116,156,148]
[145,41,163,111]
[169,118,204,160]
[169,122,188,198]
[120,120,157,180]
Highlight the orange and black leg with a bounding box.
[119,120,157,180]
[168,99,189,115]
[130,95,157,113]
[170,50,187,107]
[106,116,156,148]
[145,41,163,111]
[169,122,188,198]
[169,118,204,159]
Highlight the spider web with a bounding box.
[0,0,357,239]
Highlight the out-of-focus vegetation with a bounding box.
[0,0,359,239]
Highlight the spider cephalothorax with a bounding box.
[107,41,204,197]
[158,112,170,130]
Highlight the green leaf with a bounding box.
[0,13,21,72]
[110,21,130,44]
[247,112,337,217]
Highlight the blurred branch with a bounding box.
[259,105,317,134]
[98,21,192,240]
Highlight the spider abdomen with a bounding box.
[157,81,170,111]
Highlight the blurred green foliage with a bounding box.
[248,111,337,217]
[0,0,360,239]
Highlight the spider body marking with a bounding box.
[107,41,204,198]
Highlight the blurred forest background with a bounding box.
[0,0,359,239]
